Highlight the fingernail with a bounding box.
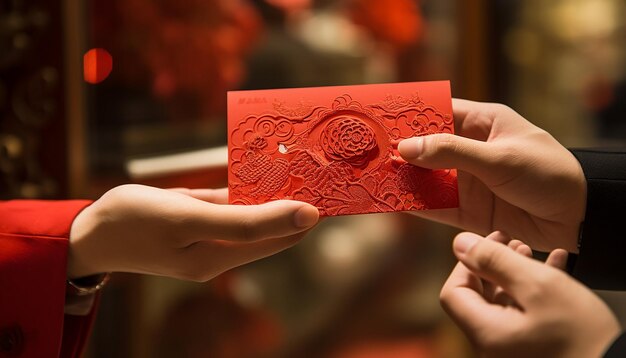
[455,234,478,254]
[397,137,423,160]
[293,205,319,228]
[390,155,407,164]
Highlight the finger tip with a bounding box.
[515,245,533,258]
[546,249,569,270]
[488,230,511,242]
[293,204,320,229]
[453,232,480,256]
[390,155,408,165]
[397,137,423,160]
[552,248,570,261]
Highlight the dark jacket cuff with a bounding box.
[604,332,626,358]
[569,149,626,290]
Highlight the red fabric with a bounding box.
[0,200,95,357]
[59,295,101,358]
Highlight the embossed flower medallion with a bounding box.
[320,116,377,167]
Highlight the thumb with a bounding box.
[452,232,545,304]
[398,133,497,175]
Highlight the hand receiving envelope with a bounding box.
[228,81,458,216]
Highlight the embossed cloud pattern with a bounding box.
[228,82,458,216]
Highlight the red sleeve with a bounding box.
[0,200,95,357]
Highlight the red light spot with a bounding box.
[83,48,112,84]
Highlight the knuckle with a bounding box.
[234,217,258,241]
[471,242,503,272]
[488,102,514,116]
[523,283,544,305]
[491,144,528,174]
[431,134,460,155]
[493,143,521,163]
[524,271,562,305]
[534,269,561,290]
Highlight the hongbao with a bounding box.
[229,85,458,216]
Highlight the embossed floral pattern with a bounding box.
[407,114,429,131]
[396,163,428,192]
[320,116,377,167]
[246,135,268,150]
[400,107,453,136]
[228,83,458,215]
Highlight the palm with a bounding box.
[68,185,318,280]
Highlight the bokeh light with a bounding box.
[83,48,113,84]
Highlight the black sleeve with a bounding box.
[569,149,626,290]
[604,333,626,358]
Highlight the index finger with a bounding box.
[188,199,320,243]
[454,234,558,305]
[169,188,229,204]
[440,261,519,338]
[452,98,496,141]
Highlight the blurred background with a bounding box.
[1,0,626,357]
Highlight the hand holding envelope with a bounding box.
[398,99,587,253]
[67,185,319,280]
[227,82,586,253]
[396,99,623,357]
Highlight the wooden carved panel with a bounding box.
[0,0,67,199]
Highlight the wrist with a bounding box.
[590,327,622,358]
[67,204,107,279]
[580,310,622,358]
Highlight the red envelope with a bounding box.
[228,81,458,216]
